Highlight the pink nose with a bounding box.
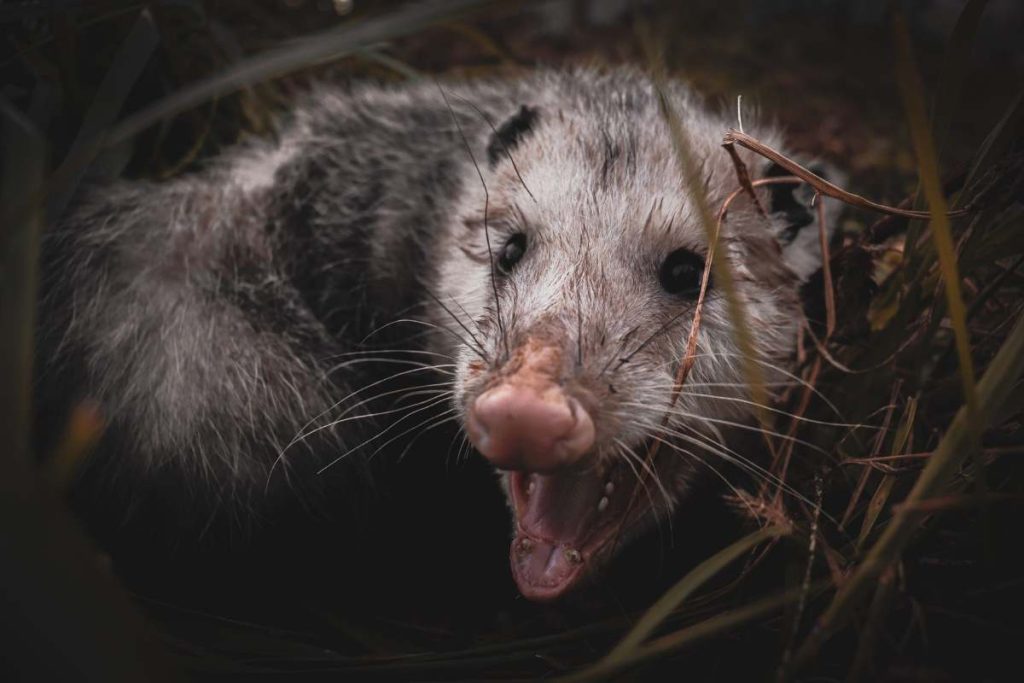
[467,384,595,472]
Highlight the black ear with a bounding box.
[764,161,847,282]
[487,105,539,167]
[765,162,814,245]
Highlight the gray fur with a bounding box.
[37,67,833,535]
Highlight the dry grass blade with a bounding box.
[670,176,802,416]
[723,141,767,217]
[784,21,1001,673]
[856,397,916,549]
[723,130,971,219]
[650,82,769,419]
[613,29,773,549]
[788,312,1024,676]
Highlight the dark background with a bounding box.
[3,1,1023,680]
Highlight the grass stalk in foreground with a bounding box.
[894,12,979,432]
[787,312,1024,676]
[609,525,788,658]
[640,36,770,421]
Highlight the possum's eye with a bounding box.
[659,248,706,297]
[498,233,527,272]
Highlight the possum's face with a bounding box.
[436,82,829,601]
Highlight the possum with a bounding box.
[36,67,837,601]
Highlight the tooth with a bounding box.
[527,479,535,495]
[519,538,533,554]
[564,548,582,564]
[604,481,614,495]
[598,496,609,512]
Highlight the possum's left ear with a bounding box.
[487,105,539,167]
[763,161,846,281]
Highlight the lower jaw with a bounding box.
[509,531,596,601]
[507,469,633,601]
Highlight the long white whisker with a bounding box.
[293,364,454,446]
[287,389,452,464]
[316,396,455,475]
[611,438,661,523]
[669,390,882,431]
[622,402,832,458]
[664,350,847,420]
[613,437,675,529]
[649,423,837,526]
[371,408,460,464]
[650,436,759,520]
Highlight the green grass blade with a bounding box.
[564,581,827,682]
[930,0,990,165]
[105,0,493,147]
[956,88,1024,208]
[48,8,159,218]
[0,98,46,481]
[0,98,176,682]
[608,525,788,659]
[907,0,988,236]
[643,41,770,417]
[894,13,979,435]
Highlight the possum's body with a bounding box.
[37,67,834,599]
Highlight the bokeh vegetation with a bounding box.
[2,1,1022,680]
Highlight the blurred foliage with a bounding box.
[2,1,1023,681]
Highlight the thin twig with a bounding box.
[723,130,971,220]
[723,141,767,218]
[816,194,836,338]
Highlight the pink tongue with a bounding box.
[520,471,604,541]
[512,470,616,601]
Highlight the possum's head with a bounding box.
[436,71,833,601]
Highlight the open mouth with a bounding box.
[509,465,639,601]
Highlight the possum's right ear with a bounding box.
[764,161,846,281]
[487,105,539,167]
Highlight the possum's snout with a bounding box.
[468,384,595,472]
[464,338,630,601]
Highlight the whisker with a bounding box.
[453,93,536,202]
[395,411,462,463]
[293,389,452,458]
[416,296,490,361]
[613,437,675,525]
[450,296,488,341]
[623,401,832,458]
[316,395,454,475]
[649,423,837,526]
[438,84,509,361]
[650,436,759,520]
[615,308,693,371]
[267,366,457,489]
[651,389,882,431]
[318,348,456,363]
[325,356,455,376]
[611,437,661,523]
[370,408,460,465]
[668,350,848,420]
